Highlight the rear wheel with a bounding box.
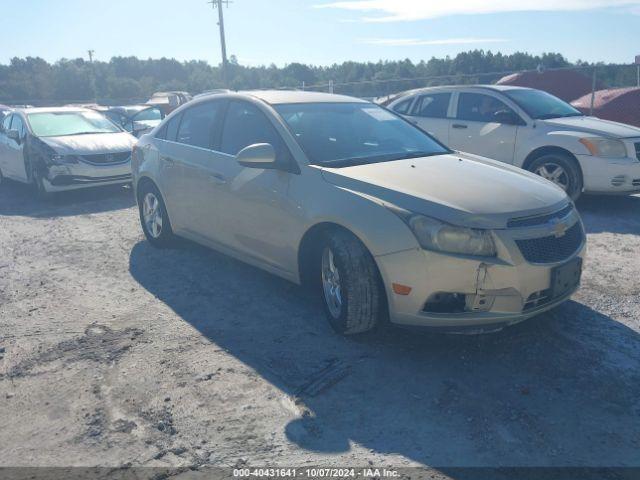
[138,182,176,248]
[528,153,583,201]
[0,167,4,187]
[320,230,384,335]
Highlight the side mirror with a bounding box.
[7,129,20,142]
[493,110,522,125]
[236,143,276,168]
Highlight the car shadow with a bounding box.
[0,179,135,218]
[129,240,640,472]
[576,193,640,235]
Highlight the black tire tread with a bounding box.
[325,230,382,335]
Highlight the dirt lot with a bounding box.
[0,180,639,477]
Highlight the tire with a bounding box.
[319,230,384,335]
[137,182,176,248]
[527,153,583,201]
[0,167,4,188]
[30,163,53,200]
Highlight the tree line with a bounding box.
[0,50,635,105]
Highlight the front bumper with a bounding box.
[43,160,132,192]
[376,215,586,331]
[578,154,640,194]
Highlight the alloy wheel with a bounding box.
[321,247,342,319]
[142,192,163,238]
[535,162,569,191]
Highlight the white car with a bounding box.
[132,91,585,335]
[385,86,640,199]
[0,107,136,195]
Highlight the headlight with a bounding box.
[408,215,496,257]
[579,137,627,158]
[49,154,78,165]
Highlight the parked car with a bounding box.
[0,107,136,195]
[132,91,585,335]
[101,105,165,137]
[0,104,11,125]
[147,91,192,115]
[384,86,640,199]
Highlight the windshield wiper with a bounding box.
[390,151,446,160]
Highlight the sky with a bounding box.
[1,0,639,66]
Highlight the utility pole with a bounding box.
[87,50,96,103]
[209,0,231,87]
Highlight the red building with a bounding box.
[496,69,602,102]
[571,87,640,128]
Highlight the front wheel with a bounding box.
[137,183,176,248]
[528,153,583,201]
[30,163,52,200]
[320,230,384,335]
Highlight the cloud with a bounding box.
[360,37,508,46]
[315,0,640,22]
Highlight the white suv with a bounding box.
[385,86,640,199]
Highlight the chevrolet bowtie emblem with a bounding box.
[551,219,568,238]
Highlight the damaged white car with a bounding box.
[132,91,586,334]
[0,107,136,195]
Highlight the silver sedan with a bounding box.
[132,91,585,335]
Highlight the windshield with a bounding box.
[133,108,162,122]
[503,89,583,120]
[274,102,450,167]
[27,111,121,137]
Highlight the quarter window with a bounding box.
[457,93,515,123]
[391,98,413,114]
[220,101,286,159]
[176,101,223,149]
[412,93,451,119]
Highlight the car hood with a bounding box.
[320,153,569,229]
[39,132,137,155]
[541,116,640,138]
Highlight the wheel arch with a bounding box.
[523,146,582,175]
[297,221,390,322]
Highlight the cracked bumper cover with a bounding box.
[375,240,586,330]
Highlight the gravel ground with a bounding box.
[0,180,639,478]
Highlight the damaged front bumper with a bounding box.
[42,160,132,192]
[376,217,586,332]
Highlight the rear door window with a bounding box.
[411,93,451,118]
[391,98,413,114]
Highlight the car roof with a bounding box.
[16,106,96,114]
[389,84,533,101]
[192,89,367,105]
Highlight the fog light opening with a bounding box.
[423,292,466,314]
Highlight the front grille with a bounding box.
[516,222,584,264]
[635,142,640,161]
[507,204,573,228]
[633,179,640,187]
[79,151,131,165]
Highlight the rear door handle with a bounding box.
[452,124,468,129]
[209,172,227,185]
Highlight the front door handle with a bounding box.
[161,155,175,166]
[452,124,468,129]
[209,172,227,185]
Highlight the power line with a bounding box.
[209,0,232,87]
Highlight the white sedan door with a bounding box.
[448,92,521,164]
